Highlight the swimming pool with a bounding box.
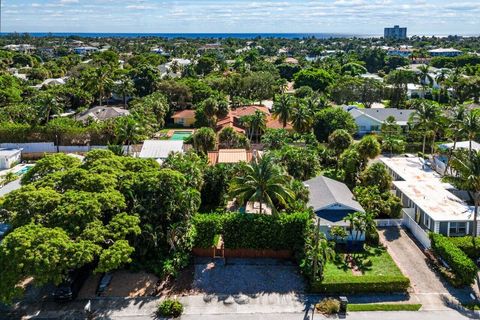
[16,166,33,176]
[170,131,193,141]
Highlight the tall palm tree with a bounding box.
[290,101,313,134]
[37,91,62,124]
[443,150,480,237]
[463,110,480,156]
[417,65,434,90]
[435,69,450,103]
[444,105,466,175]
[229,155,294,215]
[115,116,143,155]
[241,111,267,143]
[409,101,440,154]
[272,94,293,128]
[114,76,135,107]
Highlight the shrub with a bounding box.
[157,299,184,318]
[448,236,480,261]
[430,234,477,286]
[366,230,380,246]
[316,298,340,314]
[191,212,311,252]
[311,275,410,294]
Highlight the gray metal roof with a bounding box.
[304,175,364,213]
[344,106,414,124]
[77,106,130,122]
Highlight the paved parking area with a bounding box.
[193,258,306,295]
[379,227,476,310]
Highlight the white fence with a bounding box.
[375,219,403,227]
[0,143,128,154]
[402,211,431,249]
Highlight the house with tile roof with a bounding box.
[76,106,130,123]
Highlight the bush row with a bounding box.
[311,275,410,294]
[191,212,311,251]
[448,236,480,261]
[430,234,477,286]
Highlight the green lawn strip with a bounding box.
[462,303,480,310]
[348,304,422,312]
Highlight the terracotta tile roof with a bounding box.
[232,105,269,117]
[207,151,219,165]
[266,115,293,130]
[218,149,248,163]
[172,109,196,119]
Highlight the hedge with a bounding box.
[448,236,480,261]
[430,234,477,286]
[191,212,311,251]
[311,275,410,294]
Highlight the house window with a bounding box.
[359,126,367,132]
[423,214,431,229]
[449,222,467,236]
[371,125,380,132]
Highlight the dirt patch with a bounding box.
[156,264,196,297]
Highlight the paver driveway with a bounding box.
[379,227,476,310]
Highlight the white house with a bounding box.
[74,46,99,55]
[429,48,463,57]
[0,149,21,170]
[139,140,184,163]
[343,106,414,136]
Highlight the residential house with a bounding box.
[138,140,184,163]
[32,77,67,90]
[381,157,478,238]
[428,48,463,57]
[207,149,254,165]
[74,46,99,55]
[304,175,365,242]
[76,106,130,123]
[387,47,413,58]
[0,149,21,170]
[3,44,36,53]
[343,106,414,136]
[171,110,196,127]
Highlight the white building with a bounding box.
[381,157,477,237]
[429,48,463,57]
[0,149,21,170]
[139,140,184,163]
[74,46,99,55]
[343,106,414,136]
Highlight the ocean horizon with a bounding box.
[0,32,375,39]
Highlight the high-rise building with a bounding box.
[384,25,407,40]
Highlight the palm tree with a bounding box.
[272,94,293,128]
[229,155,294,215]
[37,91,62,124]
[435,69,450,103]
[463,110,480,156]
[409,101,440,155]
[114,76,135,107]
[444,105,466,175]
[86,66,114,106]
[115,116,143,155]
[417,65,434,90]
[290,101,313,134]
[443,150,480,237]
[241,111,267,143]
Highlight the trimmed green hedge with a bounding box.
[311,275,410,294]
[448,236,480,261]
[430,234,477,286]
[191,212,311,251]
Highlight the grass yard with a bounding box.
[312,245,410,294]
[325,245,404,277]
[348,304,422,312]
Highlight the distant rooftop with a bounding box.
[139,140,184,160]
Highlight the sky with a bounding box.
[2,0,480,35]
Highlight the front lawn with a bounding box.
[348,303,422,312]
[311,245,410,294]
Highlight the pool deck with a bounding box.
[166,129,195,138]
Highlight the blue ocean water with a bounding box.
[0,32,367,39]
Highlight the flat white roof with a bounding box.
[394,180,474,222]
[439,141,480,152]
[139,140,183,159]
[381,156,474,222]
[0,148,21,157]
